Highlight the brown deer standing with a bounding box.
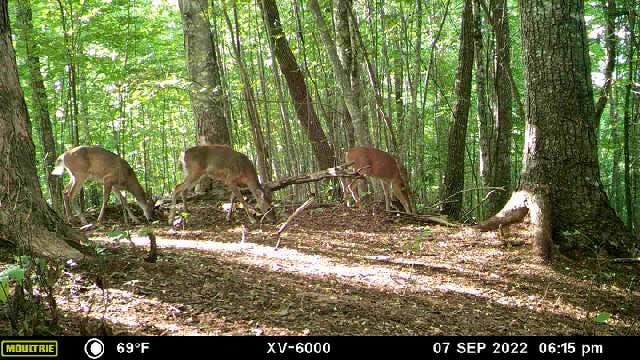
[168,145,274,225]
[51,145,154,224]
[343,146,415,214]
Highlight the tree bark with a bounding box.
[223,1,272,182]
[0,0,83,258]
[474,0,491,218]
[15,0,64,214]
[481,0,636,260]
[485,0,513,216]
[610,87,621,210]
[349,10,398,152]
[334,0,370,146]
[309,0,366,148]
[622,6,635,232]
[178,0,230,146]
[260,0,335,169]
[442,0,474,219]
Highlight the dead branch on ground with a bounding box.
[274,195,316,249]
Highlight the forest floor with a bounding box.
[1,197,639,336]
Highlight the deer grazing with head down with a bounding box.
[343,146,415,214]
[168,144,275,225]
[51,145,154,224]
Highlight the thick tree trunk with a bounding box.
[260,0,335,169]
[481,0,636,260]
[0,0,83,258]
[442,0,474,219]
[178,0,230,146]
[16,0,64,213]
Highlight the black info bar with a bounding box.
[0,336,633,359]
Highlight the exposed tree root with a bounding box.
[476,189,552,262]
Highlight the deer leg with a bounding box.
[381,180,392,211]
[63,181,74,221]
[115,190,140,224]
[229,185,256,224]
[339,177,350,202]
[169,174,199,225]
[347,178,362,208]
[67,176,87,224]
[226,192,235,222]
[97,181,114,224]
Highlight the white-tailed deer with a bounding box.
[168,145,274,225]
[51,145,154,224]
[343,146,415,214]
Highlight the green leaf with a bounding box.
[0,279,9,303]
[594,312,610,324]
[107,229,130,241]
[0,265,25,284]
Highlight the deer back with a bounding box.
[346,147,403,183]
[182,145,261,189]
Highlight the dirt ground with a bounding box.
[1,198,639,336]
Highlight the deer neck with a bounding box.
[127,177,148,204]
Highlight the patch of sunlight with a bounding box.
[90,235,618,324]
[92,235,636,328]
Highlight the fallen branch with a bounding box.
[389,210,459,227]
[264,163,362,192]
[274,195,316,249]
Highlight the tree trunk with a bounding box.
[622,7,636,232]
[481,0,636,260]
[411,0,424,191]
[309,0,366,150]
[485,0,513,216]
[350,10,398,152]
[610,87,621,211]
[55,0,80,147]
[15,0,64,213]
[260,0,335,169]
[442,0,474,219]
[394,48,404,147]
[0,0,83,258]
[334,0,368,146]
[223,1,272,182]
[178,0,230,147]
[474,0,491,218]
